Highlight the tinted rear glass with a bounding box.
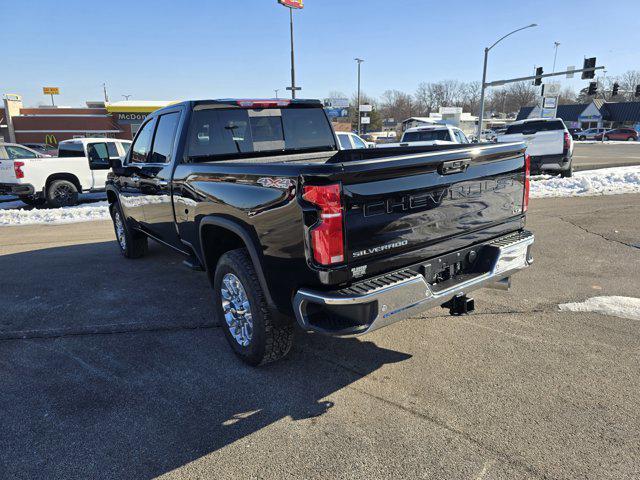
[188,107,335,159]
[505,120,565,134]
[58,144,85,157]
[403,129,450,142]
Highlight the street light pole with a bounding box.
[552,41,561,72]
[476,24,538,140]
[274,89,279,99]
[355,58,364,135]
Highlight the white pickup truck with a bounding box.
[0,138,131,207]
[497,118,573,177]
[378,124,470,148]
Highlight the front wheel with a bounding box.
[213,249,293,366]
[109,203,148,258]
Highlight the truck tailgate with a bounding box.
[499,130,564,156]
[0,160,17,184]
[340,144,526,264]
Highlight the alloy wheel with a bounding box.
[221,273,253,347]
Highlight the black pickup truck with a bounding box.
[106,99,534,366]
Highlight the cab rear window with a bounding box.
[403,130,450,142]
[505,120,565,134]
[187,107,336,159]
[58,144,85,157]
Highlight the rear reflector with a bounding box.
[563,131,571,153]
[523,154,530,212]
[236,99,291,108]
[14,161,25,179]
[303,184,345,265]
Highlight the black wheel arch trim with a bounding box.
[199,216,276,308]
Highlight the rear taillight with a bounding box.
[563,131,571,152]
[303,184,345,265]
[523,154,530,212]
[14,161,25,179]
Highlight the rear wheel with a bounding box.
[46,179,78,207]
[213,248,293,366]
[561,165,573,178]
[109,203,148,258]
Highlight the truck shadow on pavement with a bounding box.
[0,240,411,479]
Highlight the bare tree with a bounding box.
[504,82,539,112]
[616,70,640,100]
[379,90,416,122]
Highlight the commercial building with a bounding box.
[1,94,173,145]
[517,100,640,131]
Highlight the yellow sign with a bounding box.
[43,87,60,95]
[45,134,58,146]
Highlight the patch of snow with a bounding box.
[0,201,110,226]
[530,166,640,198]
[559,296,640,321]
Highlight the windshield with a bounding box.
[188,107,336,159]
[402,129,450,142]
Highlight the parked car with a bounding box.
[107,98,534,366]
[594,128,638,142]
[379,124,470,148]
[0,138,131,206]
[576,128,606,141]
[497,118,573,177]
[567,128,582,140]
[21,143,58,156]
[336,132,374,149]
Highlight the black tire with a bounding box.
[109,203,148,258]
[18,196,46,207]
[579,136,586,140]
[561,165,573,178]
[213,248,293,366]
[628,137,635,142]
[603,136,610,141]
[46,179,79,207]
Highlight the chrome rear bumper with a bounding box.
[293,230,534,336]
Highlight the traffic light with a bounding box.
[612,83,619,96]
[587,82,598,96]
[534,67,544,86]
[582,57,596,79]
[635,85,640,97]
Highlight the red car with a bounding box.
[594,128,638,141]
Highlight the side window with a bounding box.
[6,146,37,159]
[351,135,367,149]
[337,133,351,149]
[87,143,110,161]
[106,143,119,158]
[120,142,131,154]
[150,112,181,163]
[129,119,156,163]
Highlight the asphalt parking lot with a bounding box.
[573,142,640,170]
[1,194,639,479]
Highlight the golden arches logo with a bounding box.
[45,134,58,146]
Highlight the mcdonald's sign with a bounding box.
[277,0,303,8]
[45,134,58,146]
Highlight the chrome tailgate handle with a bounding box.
[439,159,470,175]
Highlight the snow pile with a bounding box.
[559,296,640,321]
[530,166,640,198]
[0,201,110,226]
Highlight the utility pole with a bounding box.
[552,41,560,72]
[355,58,364,135]
[103,83,109,103]
[274,89,279,99]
